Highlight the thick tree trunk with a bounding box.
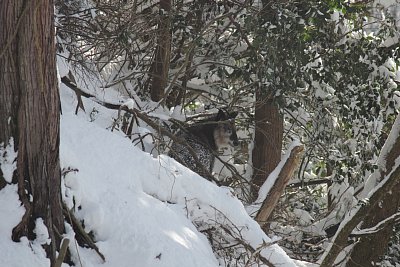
[251,93,283,199]
[150,0,171,102]
[247,0,284,201]
[0,0,63,265]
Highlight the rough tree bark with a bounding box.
[251,94,284,199]
[250,0,284,201]
[149,0,171,102]
[346,119,400,266]
[320,113,400,267]
[0,0,64,266]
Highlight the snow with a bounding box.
[0,66,299,267]
[121,98,136,110]
[60,107,295,266]
[361,113,400,198]
[293,208,314,226]
[0,137,17,183]
[0,185,50,267]
[60,112,218,267]
[33,218,51,246]
[352,212,400,236]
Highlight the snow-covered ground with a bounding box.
[0,61,316,267]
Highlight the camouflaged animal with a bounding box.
[169,110,239,177]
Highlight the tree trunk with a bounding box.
[0,1,64,266]
[0,1,21,189]
[150,0,171,102]
[246,0,284,201]
[320,113,400,267]
[346,125,400,266]
[251,93,283,199]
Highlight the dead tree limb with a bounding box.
[288,178,331,188]
[255,145,304,226]
[54,238,70,267]
[63,203,106,262]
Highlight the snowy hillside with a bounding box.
[0,66,315,267]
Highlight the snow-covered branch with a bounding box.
[319,113,400,267]
[254,141,304,225]
[351,212,400,236]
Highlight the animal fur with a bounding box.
[169,110,238,177]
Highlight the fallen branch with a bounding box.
[60,76,120,110]
[62,203,106,262]
[54,238,70,267]
[255,144,304,226]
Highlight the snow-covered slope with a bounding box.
[58,80,298,266]
[60,109,219,267]
[0,76,301,267]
